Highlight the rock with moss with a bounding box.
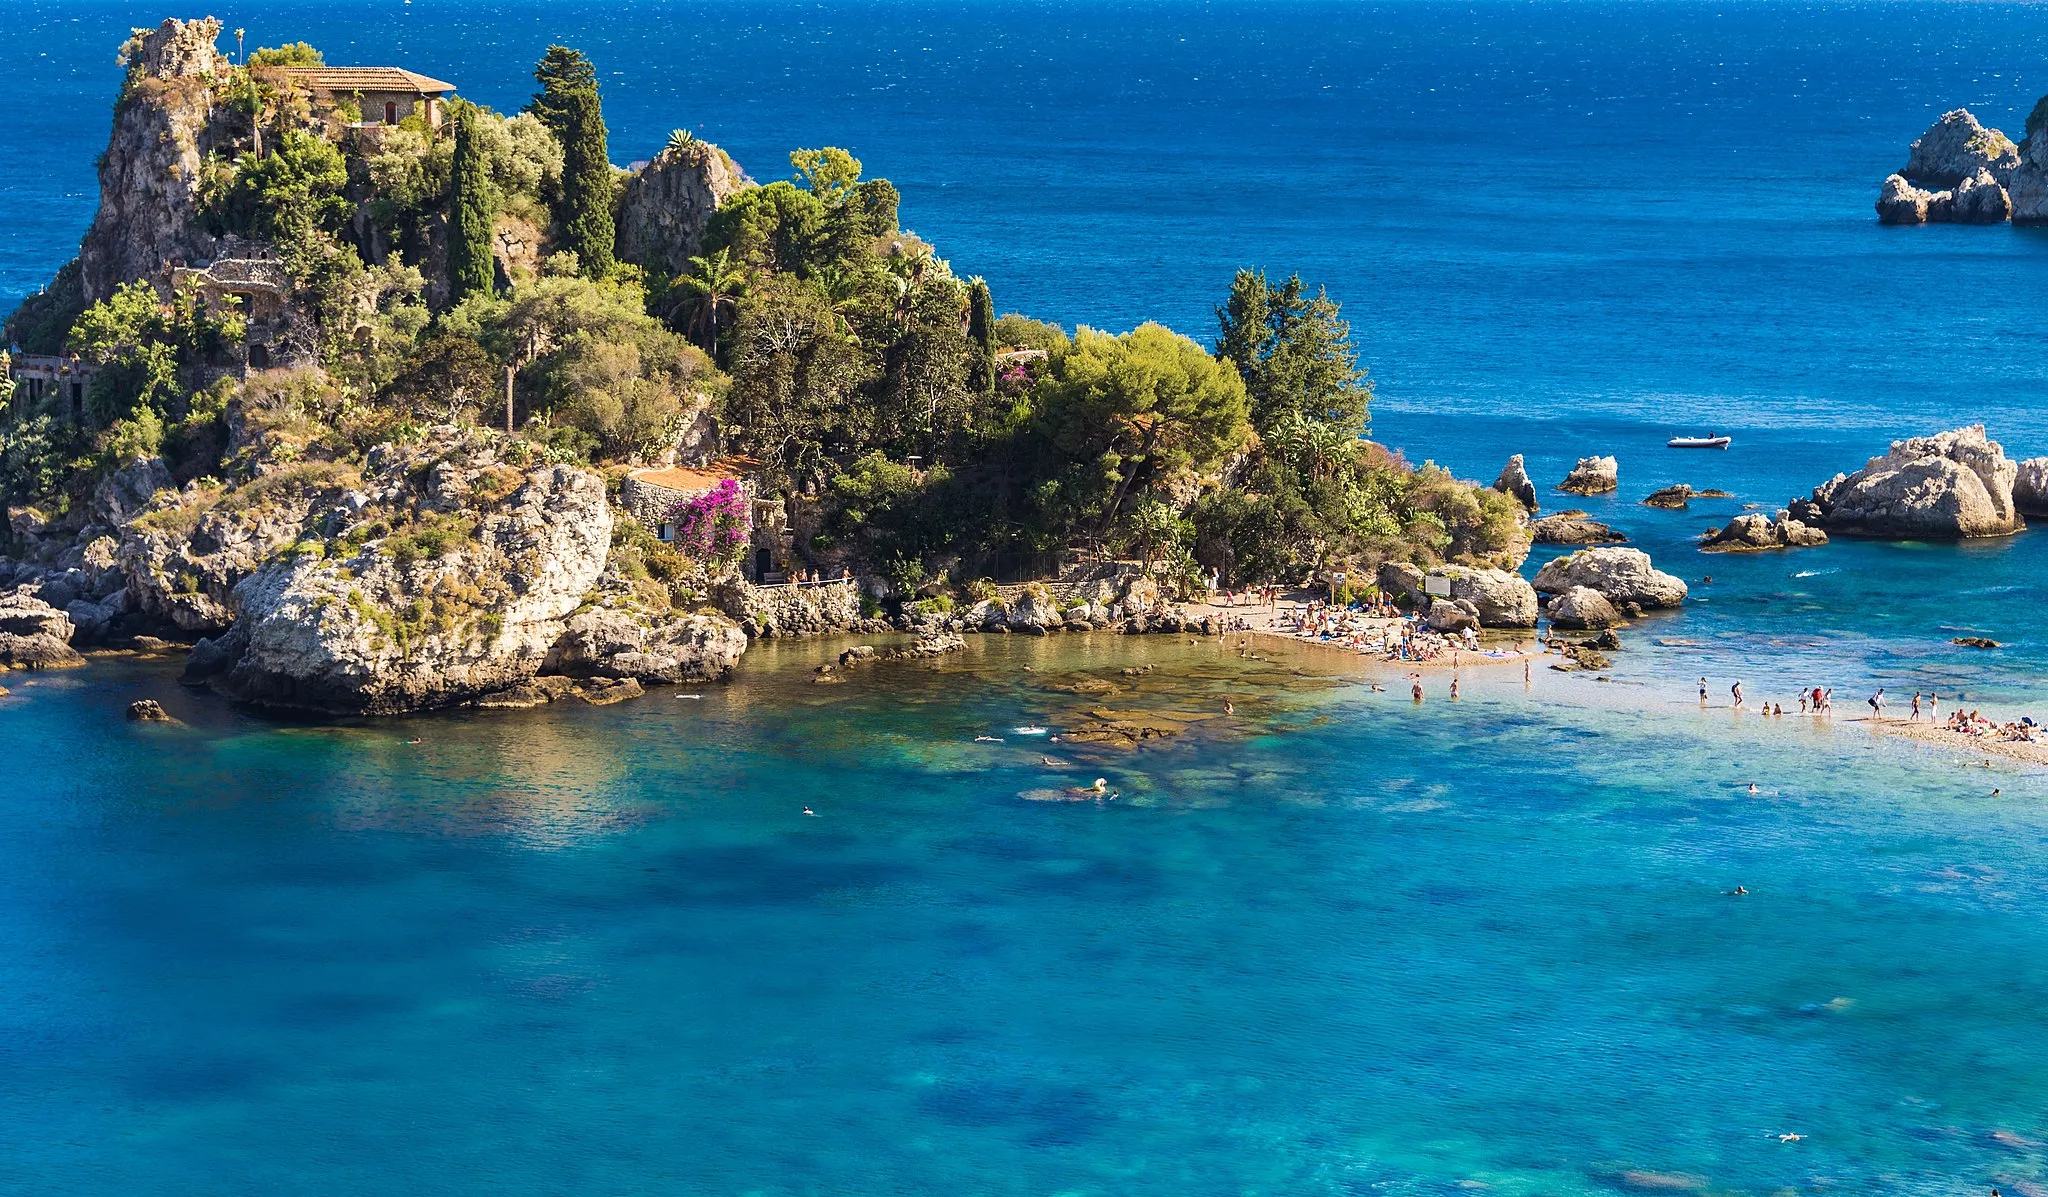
[197,456,614,714]
[542,559,746,685]
[1493,454,1538,512]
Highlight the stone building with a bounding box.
[279,66,455,129]
[168,246,317,373]
[5,354,97,422]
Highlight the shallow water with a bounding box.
[5,639,2048,1195]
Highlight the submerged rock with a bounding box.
[1532,547,1688,609]
[1699,511,1828,553]
[1791,424,2021,539]
[1530,512,1627,545]
[1558,456,1619,496]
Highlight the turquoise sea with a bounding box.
[8,1,2048,1192]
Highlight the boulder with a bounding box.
[1375,561,1427,609]
[1877,173,1935,224]
[126,699,177,723]
[1009,588,1064,631]
[569,677,645,706]
[541,603,747,685]
[1938,167,2012,223]
[1530,512,1627,545]
[1791,425,2020,539]
[1493,454,1539,512]
[1547,586,1621,630]
[1425,598,1481,634]
[1438,565,1539,628]
[1699,511,1828,553]
[2014,457,2048,516]
[93,457,173,526]
[0,587,76,640]
[471,676,579,709]
[1903,109,2019,190]
[1531,547,1688,609]
[1558,456,1618,495]
[1643,484,1694,509]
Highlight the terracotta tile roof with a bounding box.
[627,464,740,493]
[279,66,456,95]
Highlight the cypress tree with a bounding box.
[558,84,616,279]
[446,113,496,304]
[966,278,996,396]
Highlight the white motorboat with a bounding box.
[1667,434,1731,449]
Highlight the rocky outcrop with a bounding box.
[2012,115,2048,224]
[716,578,864,638]
[126,699,177,722]
[1790,425,2021,539]
[1546,585,1620,631]
[2014,457,2048,517]
[1904,110,2018,189]
[1532,547,1687,609]
[1530,512,1626,545]
[1493,454,1538,512]
[1699,511,1828,553]
[82,20,236,303]
[615,141,754,276]
[199,459,614,714]
[1644,484,1695,509]
[1558,456,1618,495]
[119,473,338,635]
[1877,174,1936,225]
[1375,561,1426,609]
[1438,565,1539,628]
[542,564,746,685]
[1879,111,2020,225]
[0,587,85,668]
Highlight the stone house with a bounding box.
[4,354,97,422]
[279,66,454,129]
[168,246,317,374]
[622,461,806,582]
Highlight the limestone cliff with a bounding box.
[615,141,754,276]
[80,18,237,302]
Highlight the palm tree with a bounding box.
[674,248,746,351]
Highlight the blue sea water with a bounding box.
[8,1,2048,1192]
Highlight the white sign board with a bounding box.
[1424,576,1452,598]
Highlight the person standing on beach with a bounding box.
[1911,692,1922,720]
[1731,681,1744,709]
[1699,677,1708,705]
[1868,688,1884,720]
[1930,694,1939,722]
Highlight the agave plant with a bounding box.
[666,128,698,155]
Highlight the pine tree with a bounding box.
[447,113,496,304]
[528,45,596,140]
[966,277,996,395]
[558,83,616,279]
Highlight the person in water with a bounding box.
[1449,676,1461,700]
[1224,698,1235,715]
[1747,782,1759,796]
[1699,677,1708,705]
[1731,681,1744,709]
[803,807,816,816]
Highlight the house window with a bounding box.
[657,523,674,542]
[384,101,398,125]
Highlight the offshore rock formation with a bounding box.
[1493,454,1538,512]
[2011,114,2048,223]
[1530,511,1626,545]
[1532,547,1688,610]
[2013,457,2048,517]
[1699,511,1828,553]
[1790,425,2021,539]
[1558,456,1619,495]
[615,141,754,276]
[1878,110,2020,225]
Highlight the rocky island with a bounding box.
[0,17,1533,714]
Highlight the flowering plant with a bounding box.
[667,479,750,568]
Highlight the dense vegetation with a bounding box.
[1,38,1523,602]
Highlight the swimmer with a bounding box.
[1778,1133,1803,1143]
[1092,778,1108,794]
[1747,782,1759,796]
[405,737,422,745]
[1040,756,1063,767]
[1993,788,2002,798]
[1729,885,1749,896]
[1412,679,1424,703]
[975,735,1003,742]
[1369,683,1386,693]
[802,807,816,816]
[1224,698,1235,715]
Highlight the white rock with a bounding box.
[1531,547,1687,609]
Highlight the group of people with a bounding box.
[1940,707,2040,743]
[1711,680,2044,742]
[1281,600,1477,662]
[1210,582,1284,608]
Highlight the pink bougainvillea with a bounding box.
[667,479,751,567]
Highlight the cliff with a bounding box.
[616,141,754,276]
